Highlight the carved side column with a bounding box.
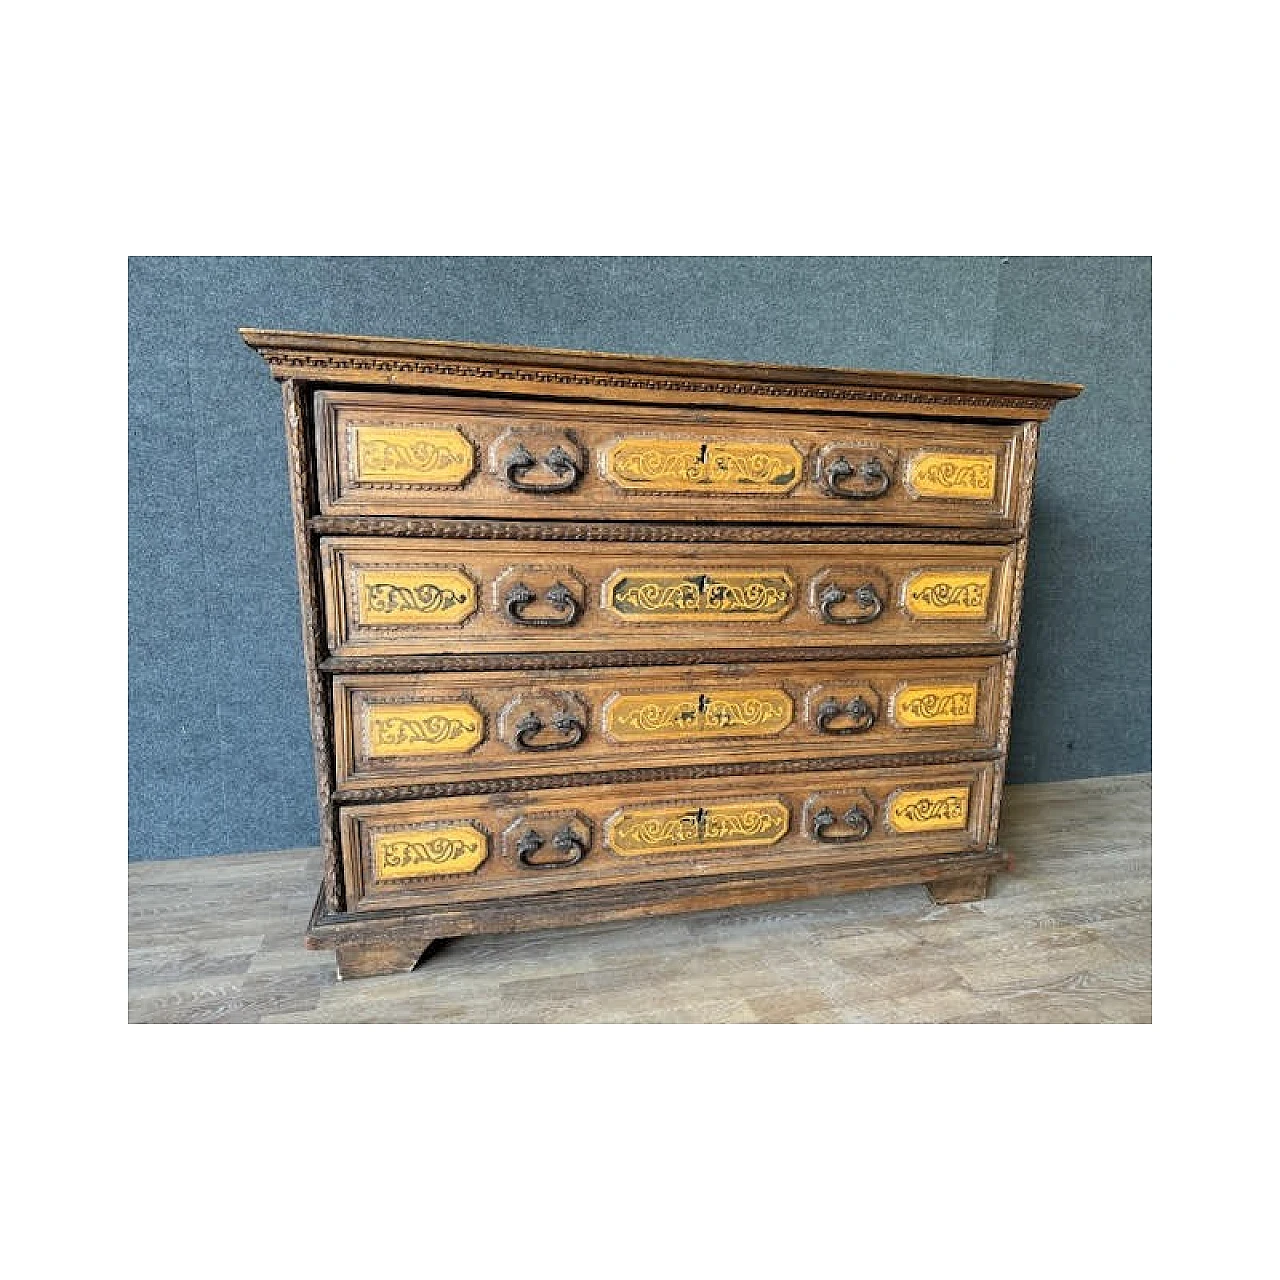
[987,420,1040,844]
[282,379,343,913]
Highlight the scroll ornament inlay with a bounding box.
[608,799,790,855]
[887,787,970,833]
[903,569,993,619]
[373,824,489,880]
[893,682,980,728]
[908,452,997,500]
[366,701,484,757]
[607,570,794,621]
[606,689,793,741]
[606,438,803,492]
[357,569,476,624]
[349,424,475,485]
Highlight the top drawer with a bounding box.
[313,390,1029,529]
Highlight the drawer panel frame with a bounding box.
[340,760,998,913]
[331,655,1008,794]
[314,389,1031,529]
[320,537,1020,659]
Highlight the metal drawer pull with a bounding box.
[513,710,586,752]
[818,583,883,625]
[502,443,583,493]
[816,695,876,734]
[811,805,872,843]
[504,581,582,627]
[823,455,891,499]
[517,825,589,869]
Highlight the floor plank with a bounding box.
[128,773,1152,1023]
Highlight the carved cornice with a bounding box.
[241,329,1081,420]
[261,351,1055,410]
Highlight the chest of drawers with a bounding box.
[242,328,1080,979]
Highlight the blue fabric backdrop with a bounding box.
[128,256,1150,860]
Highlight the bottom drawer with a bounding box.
[340,760,996,912]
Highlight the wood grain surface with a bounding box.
[312,388,1029,527]
[320,536,1019,658]
[338,759,997,913]
[127,773,1151,1023]
[243,331,1079,970]
[331,655,1006,792]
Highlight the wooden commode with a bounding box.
[242,329,1080,979]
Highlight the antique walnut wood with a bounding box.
[241,328,1080,979]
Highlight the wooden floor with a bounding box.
[128,773,1151,1023]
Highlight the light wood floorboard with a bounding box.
[127,772,1151,1024]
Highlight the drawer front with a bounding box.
[315,390,1027,528]
[341,760,997,911]
[320,538,1018,658]
[332,655,1006,792]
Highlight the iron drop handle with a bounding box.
[811,805,872,843]
[513,710,586,752]
[819,583,883,625]
[822,455,891,499]
[503,443,583,493]
[504,581,582,627]
[517,825,589,869]
[816,696,876,735]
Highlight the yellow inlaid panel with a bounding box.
[887,787,970,833]
[373,824,488,880]
[606,570,794,621]
[605,689,793,742]
[356,569,476,625]
[349,424,475,485]
[365,701,484,757]
[606,438,804,492]
[903,569,992,619]
[892,682,980,728]
[607,799,790,856]
[908,451,998,500]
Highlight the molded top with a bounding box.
[240,327,1082,421]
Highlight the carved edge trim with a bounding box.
[330,747,1004,805]
[320,642,1014,675]
[309,515,1022,544]
[241,328,1082,400]
[987,421,1040,845]
[285,380,344,913]
[248,344,1063,415]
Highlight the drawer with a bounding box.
[320,537,1018,658]
[314,390,1028,528]
[332,655,1006,793]
[340,760,997,911]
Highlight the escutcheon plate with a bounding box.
[606,570,794,621]
[604,689,793,742]
[607,799,790,855]
[605,438,804,493]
